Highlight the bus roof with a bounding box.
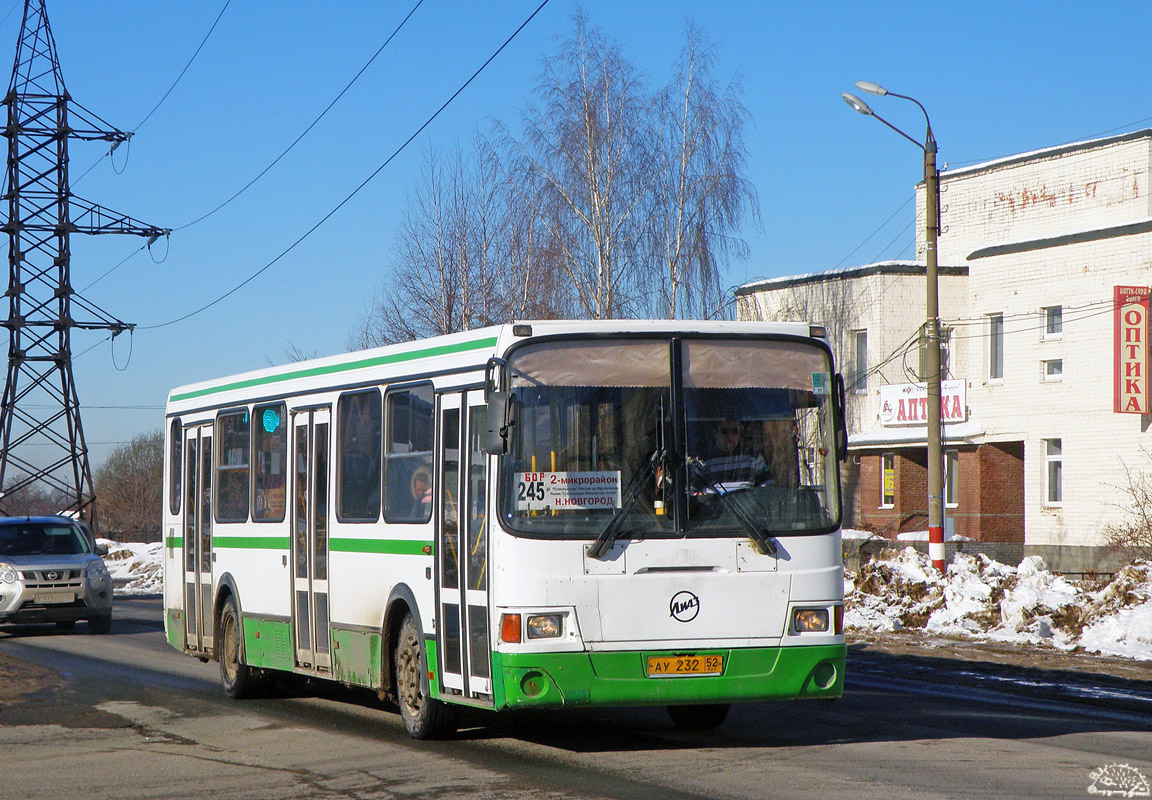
[165,319,824,413]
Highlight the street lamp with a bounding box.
[843,81,946,573]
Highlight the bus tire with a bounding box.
[395,612,455,739]
[219,596,260,699]
[667,703,730,730]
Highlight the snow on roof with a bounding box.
[737,260,967,295]
[941,127,1152,180]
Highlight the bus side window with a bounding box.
[384,385,435,523]
[337,389,382,521]
[216,409,250,523]
[253,403,287,522]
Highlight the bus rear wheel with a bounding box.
[395,612,455,739]
[667,703,731,730]
[219,596,261,699]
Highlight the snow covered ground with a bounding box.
[844,534,1152,661]
[99,534,1152,662]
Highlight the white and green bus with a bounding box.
[162,320,847,738]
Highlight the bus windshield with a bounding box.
[499,336,841,540]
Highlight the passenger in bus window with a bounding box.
[410,467,432,521]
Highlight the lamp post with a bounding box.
[843,82,946,572]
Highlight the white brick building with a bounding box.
[738,129,1152,573]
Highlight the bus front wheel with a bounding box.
[219,596,261,699]
[395,612,455,739]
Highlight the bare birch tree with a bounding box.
[500,11,653,319]
[649,23,758,320]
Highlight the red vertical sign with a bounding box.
[1115,285,1150,414]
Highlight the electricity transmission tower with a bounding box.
[0,0,168,521]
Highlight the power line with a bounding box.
[142,0,552,331]
[78,0,425,294]
[135,0,231,132]
[174,0,425,232]
[72,1,232,188]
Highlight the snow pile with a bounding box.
[99,539,164,595]
[845,546,1152,661]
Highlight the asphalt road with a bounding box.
[0,597,1149,800]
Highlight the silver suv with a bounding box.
[0,516,113,633]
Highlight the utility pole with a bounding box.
[843,81,946,571]
[0,0,168,523]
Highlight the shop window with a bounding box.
[881,453,895,508]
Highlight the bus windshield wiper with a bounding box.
[588,449,663,560]
[690,458,778,556]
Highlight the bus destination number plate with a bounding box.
[36,592,75,604]
[646,654,723,678]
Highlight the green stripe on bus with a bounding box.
[329,538,432,556]
[169,335,499,402]
[166,535,183,549]
[213,536,291,550]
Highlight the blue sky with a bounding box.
[9,0,1152,467]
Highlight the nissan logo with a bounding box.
[46,570,59,581]
[669,591,700,622]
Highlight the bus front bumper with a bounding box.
[493,643,845,709]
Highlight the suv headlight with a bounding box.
[86,559,110,583]
[0,563,16,583]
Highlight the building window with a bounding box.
[852,329,868,394]
[944,449,958,508]
[881,453,895,508]
[1043,306,1063,338]
[1042,359,1063,381]
[989,313,1004,381]
[1044,439,1062,505]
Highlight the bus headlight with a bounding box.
[793,608,829,633]
[0,563,16,583]
[526,614,563,640]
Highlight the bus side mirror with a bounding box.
[483,356,511,454]
[483,391,510,455]
[833,373,848,461]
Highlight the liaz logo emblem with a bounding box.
[669,591,700,622]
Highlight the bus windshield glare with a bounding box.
[499,337,841,539]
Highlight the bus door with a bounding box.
[291,407,332,672]
[436,392,491,701]
[182,425,214,654]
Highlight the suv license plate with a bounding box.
[646,654,723,678]
[36,592,75,604]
